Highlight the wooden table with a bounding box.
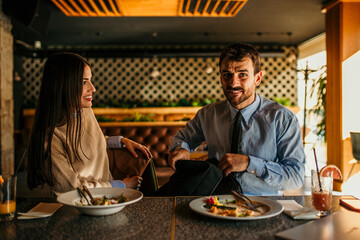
[0,195,356,240]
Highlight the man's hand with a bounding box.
[168,149,190,170]
[219,153,250,176]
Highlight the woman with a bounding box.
[27,52,152,195]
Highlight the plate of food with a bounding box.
[189,195,283,220]
[57,187,143,216]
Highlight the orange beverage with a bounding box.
[312,190,331,211]
[0,175,17,221]
[0,200,16,215]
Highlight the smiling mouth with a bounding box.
[84,96,93,101]
[226,89,243,95]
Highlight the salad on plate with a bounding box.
[75,194,126,206]
[204,196,269,217]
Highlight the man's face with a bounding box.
[220,57,262,109]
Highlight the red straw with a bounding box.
[313,147,323,192]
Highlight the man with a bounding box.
[169,43,305,195]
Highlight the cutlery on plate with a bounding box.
[82,185,95,204]
[231,190,262,212]
[77,187,92,205]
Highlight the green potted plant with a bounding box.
[310,68,326,142]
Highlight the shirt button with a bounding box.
[251,170,255,174]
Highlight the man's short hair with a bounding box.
[219,43,261,74]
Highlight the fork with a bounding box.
[231,190,262,212]
[82,186,95,204]
[77,187,92,205]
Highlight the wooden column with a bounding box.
[323,0,360,190]
[0,5,14,174]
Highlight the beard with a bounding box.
[223,86,253,108]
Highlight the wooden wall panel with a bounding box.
[341,3,360,187]
[325,4,343,175]
[324,1,360,190]
[342,3,360,61]
[0,13,14,174]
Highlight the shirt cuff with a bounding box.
[172,142,191,153]
[107,136,124,149]
[246,155,266,177]
[109,180,126,188]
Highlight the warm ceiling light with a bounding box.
[51,0,248,17]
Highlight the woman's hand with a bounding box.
[122,176,143,190]
[121,137,153,159]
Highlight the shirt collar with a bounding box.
[228,93,261,123]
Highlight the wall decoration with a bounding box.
[21,46,298,107]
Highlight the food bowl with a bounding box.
[57,187,143,216]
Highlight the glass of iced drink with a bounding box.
[311,169,333,217]
[0,175,17,221]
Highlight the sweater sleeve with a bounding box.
[109,180,126,188]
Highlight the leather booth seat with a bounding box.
[100,123,183,186]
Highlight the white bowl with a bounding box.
[57,187,143,216]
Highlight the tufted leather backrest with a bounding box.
[101,125,184,167]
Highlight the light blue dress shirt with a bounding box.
[170,94,305,196]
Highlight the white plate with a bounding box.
[189,195,284,220]
[57,187,143,216]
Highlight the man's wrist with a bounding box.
[244,155,250,171]
[246,155,265,176]
[174,145,184,151]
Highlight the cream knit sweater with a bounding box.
[51,108,113,195]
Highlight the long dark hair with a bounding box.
[27,52,90,189]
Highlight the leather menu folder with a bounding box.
[339,199,360,212]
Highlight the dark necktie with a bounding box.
[231,111,243,154]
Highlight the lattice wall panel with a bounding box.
[22,48,298,107]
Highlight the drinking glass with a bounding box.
[0,175,17,221]
[311,169,333,217]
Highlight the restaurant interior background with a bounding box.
[1,0,360,197]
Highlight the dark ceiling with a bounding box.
[5,0,330,49]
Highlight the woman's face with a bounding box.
[81,65,96,108]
